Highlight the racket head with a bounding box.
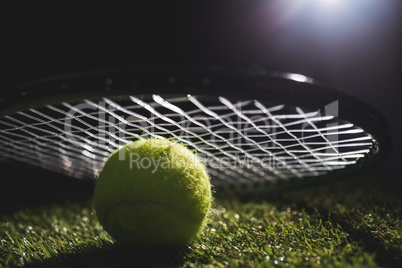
[0,66,392,194]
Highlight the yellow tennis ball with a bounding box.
[93,138,212,247]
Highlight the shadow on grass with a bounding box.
[0,161,94,215]
[24,243,188,268]
[220,171,402,268]
[218,171,401,205]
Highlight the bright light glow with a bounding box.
[314,0,344,6]
[313,0,349,13]
[319,0,341,5]
[286,73,312,83]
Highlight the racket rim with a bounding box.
[0,65,392,187]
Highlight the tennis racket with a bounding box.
[0,66,391,195]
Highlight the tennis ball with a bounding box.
[93,138,212,247]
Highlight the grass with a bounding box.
[0,170,401,267]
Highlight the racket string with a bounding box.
[0,94,373,186]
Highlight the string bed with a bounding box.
[0,94,374,189]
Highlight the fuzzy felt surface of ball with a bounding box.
[93,138,212,247]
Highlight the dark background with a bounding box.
[1,1,401,207]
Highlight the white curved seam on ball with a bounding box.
[103,201,201,227]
